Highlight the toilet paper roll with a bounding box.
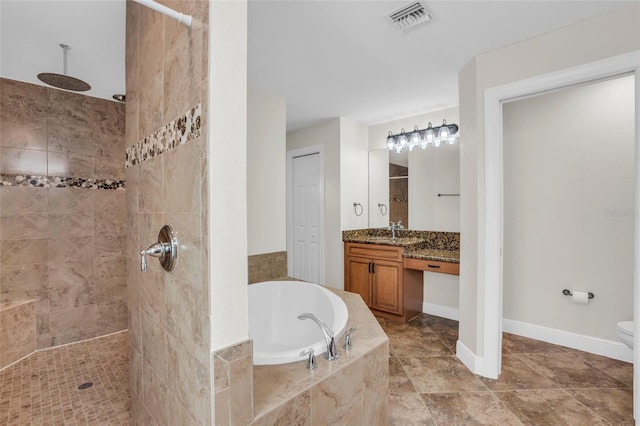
[572,290,590,305]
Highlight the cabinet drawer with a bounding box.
[345,243,404,262]
[403,258,460,275]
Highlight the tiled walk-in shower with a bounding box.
[0,331,129,425]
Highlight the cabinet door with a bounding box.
[371,260,402,314]
[345,257,372,306]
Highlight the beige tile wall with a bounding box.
[0,78,127,350]
[0,300,36,369]
[248,251,287,284]
[125,1,211,424]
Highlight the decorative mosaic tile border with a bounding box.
[125,104,202,168]
[0,174,125,190]
[391,196,408,203]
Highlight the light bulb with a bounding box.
[410,127,420,145]
[438,120,450,142]
[394,144,403,153]
[447,135,457,145]
[386,131,395,150]
[424,122,434,147]
[398,129,408,149]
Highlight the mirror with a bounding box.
[389,151,409,226]
[368,145,460,231]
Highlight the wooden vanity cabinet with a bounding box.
[344,242,423,322]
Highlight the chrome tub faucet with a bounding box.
[297,313,340,361]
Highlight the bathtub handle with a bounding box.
[344,326,357,350]
[299,348,318,370]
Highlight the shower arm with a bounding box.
[132,0,193,28]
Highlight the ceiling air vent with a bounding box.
[386,1,432,31]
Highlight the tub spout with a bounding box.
[297,313,340,361]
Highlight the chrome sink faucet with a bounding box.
[297,313,340,361]
[388,221,404,241]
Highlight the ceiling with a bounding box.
[0,1,634,126]
[248,0,634,130]
[0,0,126,102]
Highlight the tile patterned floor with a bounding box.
[383,314,634,425]
[0,331,130,426]
[0,317,633,425]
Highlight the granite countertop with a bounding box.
[343,229,460,264]
[404,248,459,263]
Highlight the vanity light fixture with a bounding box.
[386,119,459,153]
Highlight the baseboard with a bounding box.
[422,302,459,321]
[503,318,633,363]
[456,339,499,379]
[425,302,632,365]
[422,302,633,364]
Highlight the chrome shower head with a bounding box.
[37,44,91,92]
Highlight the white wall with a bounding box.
[458,4,640,355]
[503,75,635,341]
[247,87,287,255]
[287,119,343,288]
[340,117,369,230]
[209,0,249,351]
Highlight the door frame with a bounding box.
[482,50,640,413]
[286,145,325,284]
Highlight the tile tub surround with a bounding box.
[248,251,287,284]
[252,288,389,425]
[0,300,36,370]
[213,340,254,425]
[0,77,127,350]
[342,229,460,263]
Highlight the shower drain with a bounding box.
[77,382,94,390]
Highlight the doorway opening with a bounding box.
[502,75,634,359]
[482,50,640,415]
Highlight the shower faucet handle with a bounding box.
[140,242,169,272]
[343,326,357,350]
[299,348,318,370]
[140,225,178,272]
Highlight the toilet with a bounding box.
[616,321,634,349]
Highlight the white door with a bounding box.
[291,153,321,283]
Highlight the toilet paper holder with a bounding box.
[562,289,595,299]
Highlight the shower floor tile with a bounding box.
[383,314,634,426]
[0,331,129,425]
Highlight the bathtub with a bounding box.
[248,280,349,365]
